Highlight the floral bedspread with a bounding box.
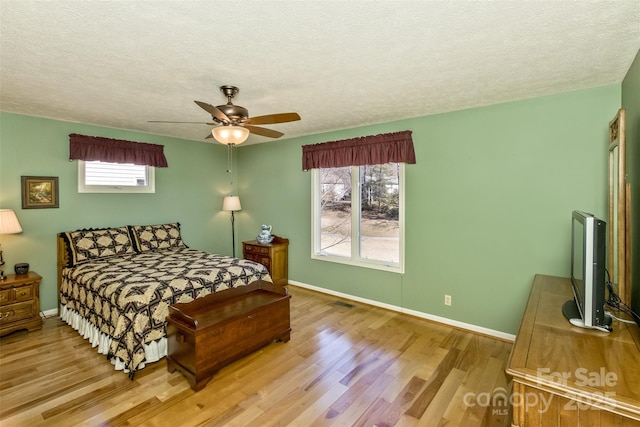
[59,247,271,376]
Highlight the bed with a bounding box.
[56,223,272,378]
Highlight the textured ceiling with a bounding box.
[1,1,639,145]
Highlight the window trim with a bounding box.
[311,163,405,274]
[78,160,156,193]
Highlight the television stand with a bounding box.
[561,299,612,332]
[507,275,640,426]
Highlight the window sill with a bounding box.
[311,253,403,274]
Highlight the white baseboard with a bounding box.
[41,308,59,318]
[288,280,516,342]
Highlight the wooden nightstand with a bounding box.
[0,271,42,337]
[242,235,289,287]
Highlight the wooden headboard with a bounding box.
[56,233,70,308]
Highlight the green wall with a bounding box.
[0,84,623,335]
[238,85,620,335]
[622,49,640,320]
[0,113,238,312]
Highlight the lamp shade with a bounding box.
[212,125,250,145]
[222,196,242,212]
[0,209,22,234]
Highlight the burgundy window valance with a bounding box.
[69,134,168,167]
[302,130,416,170]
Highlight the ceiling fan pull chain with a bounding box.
[227,143,235,187]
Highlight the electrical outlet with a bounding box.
[444,294,452,306]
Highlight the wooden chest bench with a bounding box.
[166,280,291,391]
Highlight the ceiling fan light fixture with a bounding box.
[212,125,250,145]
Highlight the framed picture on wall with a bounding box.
[21,176,59,209]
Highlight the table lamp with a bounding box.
[0,209,23,280]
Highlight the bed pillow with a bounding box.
[65,227,135,266]
[130,222,186,252]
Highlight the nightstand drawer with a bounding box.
[0,301,36,325]
[14,284,34,302]
[245,253,269,268]
[244,244,269,255]
[0,289,11,305]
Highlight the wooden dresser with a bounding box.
[507,274,640,425]
[242,235,289,287]
[0,272,42,337]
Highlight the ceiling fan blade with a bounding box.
[148,120,216,124]
[205,133,213,139]
[194,101,230,123]
[246,112,301,125]
[245,125,284,138]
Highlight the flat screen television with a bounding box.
[562,210,612,332]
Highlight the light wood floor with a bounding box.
[0,286,513,426]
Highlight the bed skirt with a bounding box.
[59,304,167,373]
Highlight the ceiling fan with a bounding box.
[150,85,301,144]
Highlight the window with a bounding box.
[312,162,404,273]
[78,160,155,193]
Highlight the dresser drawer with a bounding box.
[0,301,37,325]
